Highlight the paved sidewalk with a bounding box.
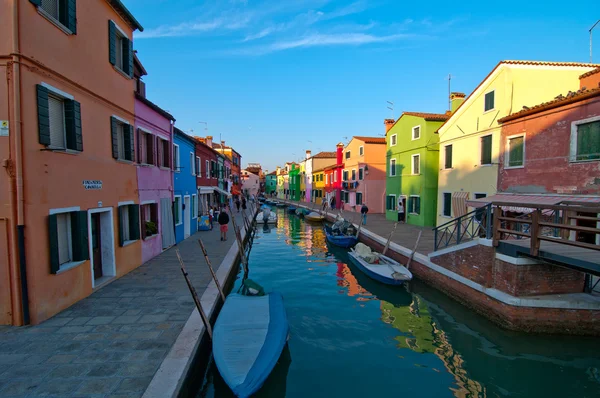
[0,209,253,398]
[280,199,435,254]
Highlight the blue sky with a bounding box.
[126,0,597,172]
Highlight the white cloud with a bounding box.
[136,20,223,39]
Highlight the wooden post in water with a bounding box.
[405,231,422,270]
[176,249,213,339]
[228,206,248,269]
[198,239,226,302]
[382,222,398,256]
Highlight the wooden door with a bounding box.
[91,213,103,279]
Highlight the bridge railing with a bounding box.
[433,203,492,251]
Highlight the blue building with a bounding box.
[173,128,198,243]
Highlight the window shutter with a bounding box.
[127,39,134,78]
[128,125,135,161]
[137,129,143,163]
[29,0,42,6]
[416,197,421,214]
[48,214,60,274]
[37,84,51,146]
[66,0,77,33]
[151,204,158,227]
[129,204,140,240]
[151,135,157,165]
[110,117,119,159]
[71,211,89,261]
[64,100,83,151]
[118,206,126,246]
[157,139,163,167]
[108,21,116,65]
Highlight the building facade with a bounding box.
[0,0,144,325]
[306,151,337,202]
[173,129,198,243]
[324,144,345,208]
[385,111,450,226]
[436,60,599,226]
[195,137,218,216]
[312,169,326,204]
[241,170,260,197]
[265,171,277,195]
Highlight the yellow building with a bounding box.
[312,168,325,204]
[436,60,599,226]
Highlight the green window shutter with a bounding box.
[509,137,524,166]
[71,211,89,261]
[129,204,140,240]
[416,197,421,214]
[577,122,600,161]
[445,145,453,168]
[48,214,60,274]
[66,0,77,33]
[123,125,135,161]
[37,84,51,146]
[118,206,126,247]
[108,20,116,66]
[64,100,83,151]
[110,117,119,159]
[408,197,413,212]
[481,135,492,164]
[126,39,134,78]
[29,0,42,6]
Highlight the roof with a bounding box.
[498,86,600,123]
[267,171,277,176]
[311,151,337,159]
[106,0,144,32]
[312,167,326,173]
[467,193,600,212]
[402,112,451,121]
[133,54,147,76]
[580,67,600,79]
[353,136,386,144]
[173,128,197,146]
[194,137,220,156]
[324,163,344,171]
[134,92,175,121]
[436,60,600,133]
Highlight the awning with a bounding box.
[214,186,231,197]
[198,186,214,194]
[452,191,470,218]
[466,193,600,213]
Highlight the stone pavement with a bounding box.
[0,209,253,398]
[281,200,435,254]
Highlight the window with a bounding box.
[443,193,452,217]
[356,192,363,205]
[141,203,158,239]
[390,134,397,146]
[359,168,364,180]
[160,139,170,168]
[390,159,397,176]
[572,120,600,161]
[484,91,495,112]
[48,209,88,274]
[334,173,337,182]
[412,126,421,140]
[36,0,77,33]
[174,196,182,225]
[386,195,396,211]
[191,195,197,219]
[108,21,133,77]
[411,154,420,175]
[481,135,492,165]
[351,169,356,180]
[408,196,420,215]
[118,204,140,246]
[36,84,83,151]
[211,161,217,178]
[190,153,196,175]
[110,118,134,161]
[196,156,201,176]
[359,146,364,156]
[507,135,525,167]
[444,145,453,169]
[138,131,155,165]
[343,170,348,181]
[173,144,180,171]
[345,151,351,159]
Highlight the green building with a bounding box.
[384,112,449,227]
[265,172,277,195]
[289,164,301,201]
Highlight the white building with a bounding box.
[241,169,260,197]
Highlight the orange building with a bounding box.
[0,1,144,325]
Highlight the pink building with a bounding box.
[134,56,176,264]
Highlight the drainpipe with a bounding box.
[9,0,29,325]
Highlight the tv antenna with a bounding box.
[386,101,394,117]
[448,74,452,111]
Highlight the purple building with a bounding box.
[134,56,176,263]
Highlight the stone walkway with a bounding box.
[0,209,252,398]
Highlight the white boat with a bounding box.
[256,211,277,224]
[348,243,412,285]
[304,212,325,222]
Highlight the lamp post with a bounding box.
[591,20,600,63]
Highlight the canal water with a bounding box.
[198,208,600,398]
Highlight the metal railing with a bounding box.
[433,203,493,251]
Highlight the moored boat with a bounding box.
[348,243,412,285]
[325,225,358,248]
[304,212,325,222]
[287,206,297,214]
[257,211,277,224]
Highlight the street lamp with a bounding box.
[591,20,600,63]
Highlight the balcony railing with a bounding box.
[433,204,492,251]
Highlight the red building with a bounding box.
[324,143,345,207]
[194,136,219,215]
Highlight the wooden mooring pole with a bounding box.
[382,222,399,256]
[197,239,226,302]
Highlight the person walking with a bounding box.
[218,207,230,241]
[360,203,369,225]
[242,197,247,211]
[397,199,405,223]
[235,198,241,213]
[209,207,214,230]
[330,196,336,210]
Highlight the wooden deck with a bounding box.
[498,238,600,276]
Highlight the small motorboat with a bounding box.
[348,243,412,285]
[213,293,289,398]
[257,211,277,224]
[304,212,325,223]
[287,206,297,214]
[325,225,358,248]
[295,208,310,218]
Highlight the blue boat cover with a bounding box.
[213,293,289,398]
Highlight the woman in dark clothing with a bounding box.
[218,208,230,241]
[235,198,241,213]
[242,197,247,211]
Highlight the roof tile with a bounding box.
[402,112,450,121]
[353,136,386,144]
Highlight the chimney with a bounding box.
[205,136,213,147]
[306,150,311,159]
[450,92,466,113]
[384,119,395,133]
[336,142,344,165]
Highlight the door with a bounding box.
[184,196,191,238]
[91,213,103,279]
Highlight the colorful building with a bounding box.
[289,164,301,201]
[324,143,345,208]
[385,110,451,226]
[436,60,600,226]
[173,129,199,243]
[0,0,143,325]
[241,170,260,197]
[195,137,219,215]
[133,56,176,263]
[341,137,387,213]
[212,140,241,197]
[306,151,337,202]
[312,168,326,204]
[265,171,277,195]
